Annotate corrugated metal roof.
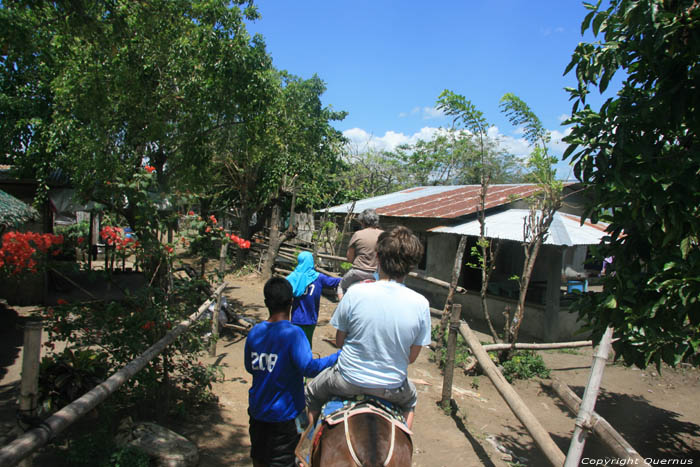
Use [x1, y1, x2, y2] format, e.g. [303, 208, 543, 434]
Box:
[0, 189, 39, 229]
[430, 209, 609, 246]
[324, 184, 543, 219]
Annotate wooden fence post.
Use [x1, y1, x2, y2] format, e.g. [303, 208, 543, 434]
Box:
[564, 326, 614, 466]
[440, 304, 462, 410]
[209, 242, 228, 357]
[209, 289, 223, 357]
[18, 320, 42, 467]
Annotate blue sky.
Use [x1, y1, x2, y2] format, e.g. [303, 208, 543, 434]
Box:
[247, 1, 614, 179]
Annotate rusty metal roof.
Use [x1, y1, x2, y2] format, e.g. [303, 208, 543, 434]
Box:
[325, 185, 544, 219]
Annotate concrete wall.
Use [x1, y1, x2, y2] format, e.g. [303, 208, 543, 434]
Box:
[406, 274, 588, 341]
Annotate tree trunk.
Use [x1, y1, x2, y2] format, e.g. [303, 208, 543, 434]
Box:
[261, 188, 298, 280]
[435, 235, 467, 352]
[507, 238, 543, 354]
[261, 198, 283, 281]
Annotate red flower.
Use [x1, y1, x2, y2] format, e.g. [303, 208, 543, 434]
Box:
[188, 211, 195, 216]
[165, 246, 174, 254]
[142, 321, 155, 331]
[205, 227, 212, 233]
[77, 237, 85, 244]
[144, 165, 156, 173]
[209, 215, 217, 224]
[57, 298, 68, 305]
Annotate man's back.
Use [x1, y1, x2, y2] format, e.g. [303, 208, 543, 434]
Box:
[349, 227, 383, 271]
[331, 281, 431, 388]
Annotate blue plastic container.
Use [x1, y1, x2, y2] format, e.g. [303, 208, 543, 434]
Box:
[567, 280, 588, 293]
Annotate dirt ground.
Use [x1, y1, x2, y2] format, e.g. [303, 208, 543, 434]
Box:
[175, 273, 700, 467]
[1, 272, 700, 466]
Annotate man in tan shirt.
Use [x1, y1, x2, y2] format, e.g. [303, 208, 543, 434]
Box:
[337, 209, 383, 299]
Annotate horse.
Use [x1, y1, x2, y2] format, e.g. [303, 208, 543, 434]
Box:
[301, 399, 413, 467]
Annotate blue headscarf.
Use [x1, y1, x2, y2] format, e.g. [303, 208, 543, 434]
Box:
[285, 251, 320, 297]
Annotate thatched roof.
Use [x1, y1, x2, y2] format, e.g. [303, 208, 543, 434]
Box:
[0, 189, 39, 230]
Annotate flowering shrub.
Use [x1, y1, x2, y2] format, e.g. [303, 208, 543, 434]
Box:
[0, 231, 63, 275]
[100, 226, 140, 270]
[41, 277, 221, 416]
[179, 212, 250, 261]
[55, 222, 90, 261]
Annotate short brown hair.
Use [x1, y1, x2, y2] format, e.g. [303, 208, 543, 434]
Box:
[376, 226, 424, 279]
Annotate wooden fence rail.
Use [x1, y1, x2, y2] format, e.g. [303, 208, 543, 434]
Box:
[0, 283, 227, 467]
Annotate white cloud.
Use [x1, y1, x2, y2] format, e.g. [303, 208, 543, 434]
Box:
[343, 125, 576, 179]
[343, 127, 443, 152]
[541, 26, 565, 36]
[558, 113, 570, 123]
[549, 127, 573, 155]
[398, 106, 444, 120]
[398, 106, 421, 118]
[421, 106, 445, 120]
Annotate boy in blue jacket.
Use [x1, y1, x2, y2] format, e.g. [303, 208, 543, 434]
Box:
[245, 277, 339, 467]
[286, 251, 342, 348]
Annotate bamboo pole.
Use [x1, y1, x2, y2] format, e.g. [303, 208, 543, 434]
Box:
[408, 272, 468, 295]
[550, 378, 648, 465]
[429, 308, 594, 351]
[17, 320, 42, 467]
[208, 289, 223, 357]
[440, 304, 462, 410]
[482, 341, 593, 352]
[209, 243, 228, 357]
[0, 283, 226, 467]
[49, 268, 98, 301]
[460, 320, 566, 466]
[564, 326, 614, 466]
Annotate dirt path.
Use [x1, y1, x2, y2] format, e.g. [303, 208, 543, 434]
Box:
[176, 273, 700, 466]
[1, 272, 699, 466]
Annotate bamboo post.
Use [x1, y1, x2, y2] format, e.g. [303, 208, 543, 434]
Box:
[208, 288, 223, 357]
[209, 242, 228, 356]
[550, 378, 648, 465]
[0, 284, 226, 467]
[460, 320, 566, 466]
[408, 272, 468, 295]
[17, 320, 42, 467]
[564, 326, 614, 466]
[440, 304, 462, 410]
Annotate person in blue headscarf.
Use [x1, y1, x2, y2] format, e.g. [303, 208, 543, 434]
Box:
[285, 251, 341, 348]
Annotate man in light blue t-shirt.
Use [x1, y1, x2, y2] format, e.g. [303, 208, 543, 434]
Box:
[305, 226, 430, 429]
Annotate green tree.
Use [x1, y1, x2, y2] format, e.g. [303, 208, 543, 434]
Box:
[435, 90, 503, 344]
[564, 0, 700, 368]
[500, 93, 563, 352]
[338, 145, 407, 199]
[0, 0, 267, 276]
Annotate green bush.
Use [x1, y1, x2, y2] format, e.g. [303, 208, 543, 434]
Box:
[431, 325, 474, 368]
[500, 350, 550, 383]
[55, 221, 90, 261]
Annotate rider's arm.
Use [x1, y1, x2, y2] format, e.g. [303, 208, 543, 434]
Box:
[335, 330, 347, 348]
[346, 246, 356, 263]
[290, 330, 340, 377]
[408, 345, 422, 364]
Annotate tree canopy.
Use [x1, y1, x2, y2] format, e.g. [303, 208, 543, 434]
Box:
[564, 0, 699, 368]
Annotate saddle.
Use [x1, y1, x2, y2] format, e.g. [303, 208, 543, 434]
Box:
[295, 396, 412, 467]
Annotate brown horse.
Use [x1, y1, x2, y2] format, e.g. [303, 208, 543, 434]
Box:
[308, 403, 413, 466]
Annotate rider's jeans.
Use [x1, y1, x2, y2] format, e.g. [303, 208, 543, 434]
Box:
[305, 364, 417, 414]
